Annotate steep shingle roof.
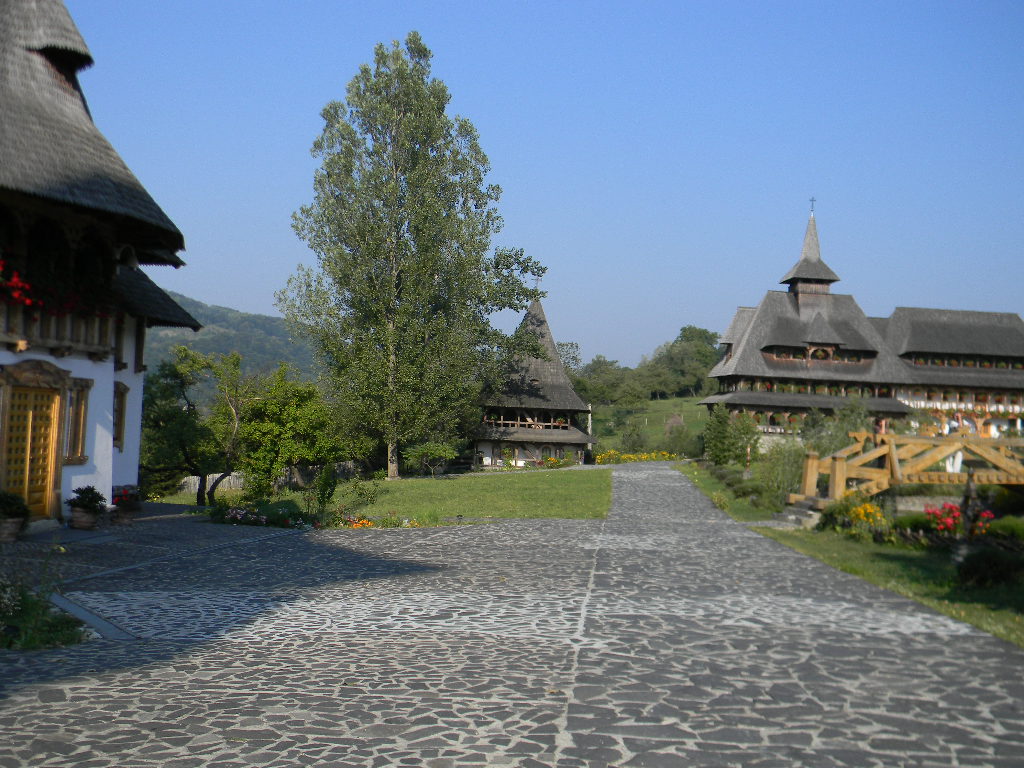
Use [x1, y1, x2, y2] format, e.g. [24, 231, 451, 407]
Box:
[0, 0, 184, 257]
[780, 214, 840, 285]
[112, 267, 200, 330]
[491, 299, 589, 411]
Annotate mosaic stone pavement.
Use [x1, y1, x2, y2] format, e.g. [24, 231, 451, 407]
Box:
[2, 464, 1023, 767]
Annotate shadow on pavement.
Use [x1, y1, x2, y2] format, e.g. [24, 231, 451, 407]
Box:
[0, 507, 441, 699]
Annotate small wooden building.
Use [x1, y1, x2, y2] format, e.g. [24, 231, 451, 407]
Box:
[475, 300, 594, 467]
[702, 213, 1024, 437]
[0, 1, 199, 519]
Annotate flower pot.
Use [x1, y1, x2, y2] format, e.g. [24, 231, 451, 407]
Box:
[112, 507, 135, 526]
[0, 517, 23, 542]
[70, 507, 98, 530]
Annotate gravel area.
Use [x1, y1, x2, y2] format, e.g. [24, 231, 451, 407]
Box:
[1, 464, 1022, 766]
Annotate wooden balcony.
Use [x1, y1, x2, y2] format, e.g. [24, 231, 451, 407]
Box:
[0, 303, 113, 359]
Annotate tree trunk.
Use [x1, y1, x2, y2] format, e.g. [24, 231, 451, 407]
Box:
[207, 471, 233, 505]
[195, 474, 208, 507]
[387, 442, 400, 480]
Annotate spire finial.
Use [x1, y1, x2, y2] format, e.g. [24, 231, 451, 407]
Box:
[809, 196, 816, 214]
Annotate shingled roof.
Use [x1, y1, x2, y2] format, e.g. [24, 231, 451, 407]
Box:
[490, 299, 589, 411]
[112, 267, 200, 330]
[0, 0, 184, 258]
[780, 214, 840, 286]
[709, 215, 1024, 400]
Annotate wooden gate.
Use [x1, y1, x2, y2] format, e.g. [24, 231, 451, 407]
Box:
[788, 431, 1024, 509]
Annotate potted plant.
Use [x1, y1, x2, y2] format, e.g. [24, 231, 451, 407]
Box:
[65, 486, 107, 530]
[111, 485, 141, 525]
[0, 491, 30, 542]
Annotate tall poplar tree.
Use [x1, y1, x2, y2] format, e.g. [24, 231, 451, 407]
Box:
[279, 32, 544, 478]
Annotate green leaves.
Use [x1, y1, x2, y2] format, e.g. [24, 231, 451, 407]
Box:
[280, 32, 544, 477]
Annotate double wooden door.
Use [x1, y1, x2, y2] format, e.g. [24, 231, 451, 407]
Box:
[4, 386, 60, 518]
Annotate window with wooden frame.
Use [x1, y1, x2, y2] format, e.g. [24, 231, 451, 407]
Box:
[133, 320, 147, 373]
[112, 382, 128, 452]
[64, 378, 92, 464]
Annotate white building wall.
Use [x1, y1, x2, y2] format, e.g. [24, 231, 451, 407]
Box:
[112, 316, 146, 487]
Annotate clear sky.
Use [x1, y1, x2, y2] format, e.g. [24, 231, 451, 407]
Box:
[65, 0, 1024, 367]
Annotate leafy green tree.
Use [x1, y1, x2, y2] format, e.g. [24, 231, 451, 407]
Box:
[574, 355, 644, 406]
[140, 356, 220, 505]
[556, 341, 582, 376]
[801, 400, 872, 457]
[642, 325, 721, 399]
[238, 365, 343, 499]
[403, 441, 458, 477]
[702, 404, 759, 465]
[280, 32, 544, 479]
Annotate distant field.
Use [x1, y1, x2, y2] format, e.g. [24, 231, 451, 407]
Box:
[592, 395, 709, 450]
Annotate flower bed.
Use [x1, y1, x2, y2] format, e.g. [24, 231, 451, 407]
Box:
[595, 450, 679, 464]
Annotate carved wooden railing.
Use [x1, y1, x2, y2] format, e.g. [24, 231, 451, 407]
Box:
[788, 431, 1024, 509]
[0, 303, 112, 359]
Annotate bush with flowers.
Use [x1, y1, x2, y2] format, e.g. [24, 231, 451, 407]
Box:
[817, 494, 892, 540]
[923, 502, 995, 539]
[596, 449, 679, 465]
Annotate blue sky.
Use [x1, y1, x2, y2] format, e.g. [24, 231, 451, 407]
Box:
[66, 0, 1024, 367]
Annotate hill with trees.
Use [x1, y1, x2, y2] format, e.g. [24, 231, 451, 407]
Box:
[145, 292, 316, 377]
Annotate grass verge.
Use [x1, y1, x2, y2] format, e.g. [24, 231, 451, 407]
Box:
[675, 461, 774, 522]
[757, 527, 1024, 649]
[356, 469, 612, 524]
[1, 586, 85, 650]
[166, 468, 613, 527]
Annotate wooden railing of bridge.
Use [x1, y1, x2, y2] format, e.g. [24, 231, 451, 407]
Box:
[787, 431, 1024, 509]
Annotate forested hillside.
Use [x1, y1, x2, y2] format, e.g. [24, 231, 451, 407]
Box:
[145, 292, 316, 377]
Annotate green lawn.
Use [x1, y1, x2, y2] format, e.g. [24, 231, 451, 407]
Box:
[592, 395, 709, 450]
[758, 528, 1024, 648]
[165, 468, 613, 527]
[357, 469, 612, 524]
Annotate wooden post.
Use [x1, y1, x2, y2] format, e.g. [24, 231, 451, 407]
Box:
[800, 451, 819, 497]
[828, 456, 848, 501]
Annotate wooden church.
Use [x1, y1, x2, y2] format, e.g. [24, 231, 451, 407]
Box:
[475, 300, 594, 467]
[702, 212, 1024, 437]
[0, 0, 198, 520]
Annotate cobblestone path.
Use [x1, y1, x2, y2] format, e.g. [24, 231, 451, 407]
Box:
[2, 464, 1023, 767]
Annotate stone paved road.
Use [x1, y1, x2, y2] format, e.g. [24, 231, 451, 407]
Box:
[2, 464, 1023, 767]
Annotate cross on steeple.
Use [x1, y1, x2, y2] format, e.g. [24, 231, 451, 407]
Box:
[809, 196, 816, 214]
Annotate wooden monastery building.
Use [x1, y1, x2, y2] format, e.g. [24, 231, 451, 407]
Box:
[701, 213, 1024, 437]
[475, 299, 595, 467]
[0, 0, 199, 520]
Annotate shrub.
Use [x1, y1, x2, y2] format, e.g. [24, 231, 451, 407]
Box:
[710, 491, 729, 511]
[403, 441, 458, 477]
[619, 420, 648, 453]
[989, 516, 1024, 542]
[957, 548, 1024, 588]
[818, 494, 889, 539]
[704, 404, 759, 465]
[732, 480, 767, 498]
[753, 438, 806, 507]
[923, 502, 995, 538]
[892, 513, 931, 532]
[302, 464, 338, 526]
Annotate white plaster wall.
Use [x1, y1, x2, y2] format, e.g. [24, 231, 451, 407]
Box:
[112, 316, 145, 487]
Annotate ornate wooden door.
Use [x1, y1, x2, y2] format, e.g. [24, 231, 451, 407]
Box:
[4, 386, 60, 518]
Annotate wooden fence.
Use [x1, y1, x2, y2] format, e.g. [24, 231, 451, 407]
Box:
[788, 430, 1024, 509]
